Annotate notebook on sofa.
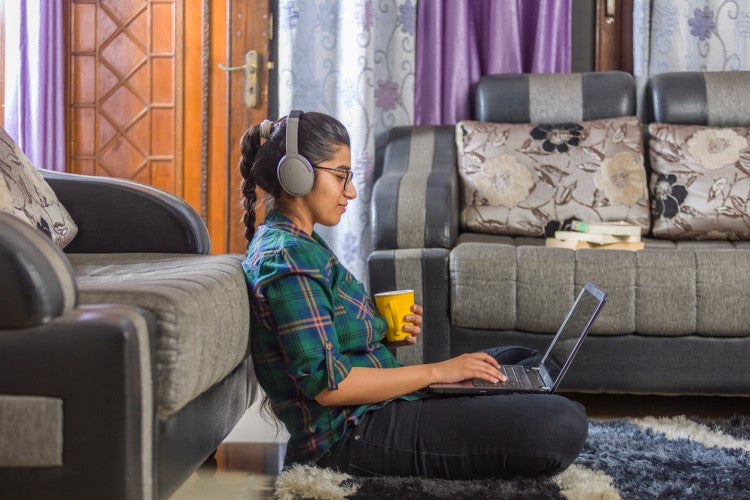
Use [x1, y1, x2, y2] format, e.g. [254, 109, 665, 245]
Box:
[428, 282, 606, 395]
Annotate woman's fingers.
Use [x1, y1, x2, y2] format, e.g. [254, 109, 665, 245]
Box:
[402, 324, 421, 336]
[479, 352, 501, 369]
[405, 314, 422, 326]
[464, 354, 505, 382]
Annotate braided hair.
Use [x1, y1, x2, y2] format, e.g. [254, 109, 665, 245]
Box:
[239, 112, 350, 245]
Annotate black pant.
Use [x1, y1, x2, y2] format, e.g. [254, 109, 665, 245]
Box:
[316, 346, 588, 479]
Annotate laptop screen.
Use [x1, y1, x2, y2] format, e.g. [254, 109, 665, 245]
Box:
[540, 283, 606, 386]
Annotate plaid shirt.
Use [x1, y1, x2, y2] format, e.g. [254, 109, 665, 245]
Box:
[243, 210, 422, 464]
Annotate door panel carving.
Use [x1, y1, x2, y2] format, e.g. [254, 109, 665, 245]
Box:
[68, 0, 182, 196]
[67, 0, 270, 254]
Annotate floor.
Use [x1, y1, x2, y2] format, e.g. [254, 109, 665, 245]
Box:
[170, 392, 750, 499]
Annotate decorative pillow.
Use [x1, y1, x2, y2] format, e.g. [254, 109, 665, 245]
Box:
[0, 128, 78, 248]
[455, 116, 650, 237]
[649, 123, 750, 240]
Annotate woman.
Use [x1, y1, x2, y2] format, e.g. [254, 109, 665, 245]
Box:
[240, 111, 588, 479]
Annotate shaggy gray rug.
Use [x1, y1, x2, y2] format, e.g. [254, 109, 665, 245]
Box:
[273, 415, 750, 499]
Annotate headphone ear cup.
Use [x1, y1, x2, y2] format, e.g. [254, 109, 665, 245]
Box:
[277, 154, 315, 196]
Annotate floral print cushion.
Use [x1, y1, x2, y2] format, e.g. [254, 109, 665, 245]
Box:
[0, 128, 78, 248]
[649, 123, 750, 240]
[455, 117, 650, 237]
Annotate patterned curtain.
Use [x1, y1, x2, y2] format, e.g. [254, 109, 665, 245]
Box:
[634, 0, 750, 119]
[278, 0, 417, 282]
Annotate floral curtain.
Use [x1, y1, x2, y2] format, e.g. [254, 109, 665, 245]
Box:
[277, 0, 417, 281]
[634, 0, 750, 119]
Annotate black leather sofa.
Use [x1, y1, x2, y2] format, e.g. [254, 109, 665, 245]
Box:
[0, 170, 256, 499]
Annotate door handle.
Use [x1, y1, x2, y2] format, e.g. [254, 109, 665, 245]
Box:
[605, 0, 616, 24]
[218, 50, 259, 107]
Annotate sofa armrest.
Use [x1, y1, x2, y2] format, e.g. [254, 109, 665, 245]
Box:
[368, 248, 450, 364]
[371, 126, 459, 251]
[0, 213, 77, 329]
[0, 304, 156, 500]
[42, 170, 210, 254]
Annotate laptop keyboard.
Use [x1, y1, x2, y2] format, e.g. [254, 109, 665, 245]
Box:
[472, 365, 535, 389]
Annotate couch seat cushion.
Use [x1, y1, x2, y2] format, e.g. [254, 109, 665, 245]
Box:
[451, 234, 750, 338]
[68, 253, 250, 416]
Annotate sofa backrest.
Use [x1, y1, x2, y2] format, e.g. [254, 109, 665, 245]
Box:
[474, 71, 636, 123]
[648, 71, 750, 240]
[650, 71, 750, 126]
[372, 71, 750, 251]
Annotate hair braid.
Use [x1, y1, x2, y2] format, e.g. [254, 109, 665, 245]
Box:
[239, 126, 261, 245]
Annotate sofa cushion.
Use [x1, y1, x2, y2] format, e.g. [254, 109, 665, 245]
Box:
[455, 117, 650, 237]
[68, 253, 250, 416]
[649, 122, 750, 240]
[450, 236, 750, 338]
[0, 128, 78, 248]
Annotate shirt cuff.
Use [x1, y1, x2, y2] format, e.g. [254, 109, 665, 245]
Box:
[299, 344, 352, 399]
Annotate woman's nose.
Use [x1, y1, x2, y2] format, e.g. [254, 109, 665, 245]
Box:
[345, 180, 357, 200]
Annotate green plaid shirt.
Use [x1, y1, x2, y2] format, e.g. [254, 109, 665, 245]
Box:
[243, 210, 422, 464]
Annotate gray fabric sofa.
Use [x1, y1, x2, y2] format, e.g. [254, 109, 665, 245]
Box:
[369, 71, 750, 396]
[0, 171, 255, 499]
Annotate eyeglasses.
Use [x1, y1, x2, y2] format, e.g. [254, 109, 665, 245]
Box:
[312, 166, 354, 191]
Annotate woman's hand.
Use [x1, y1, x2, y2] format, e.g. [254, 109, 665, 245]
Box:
[384, 304, 423, 347]
[428, 352, 507, 384]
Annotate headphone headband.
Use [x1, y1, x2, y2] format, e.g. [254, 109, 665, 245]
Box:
[277, 110, 314, 196]
[285, 110, 302, 157]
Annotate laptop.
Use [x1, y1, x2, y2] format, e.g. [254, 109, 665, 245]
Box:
[428, 282, 606, 395]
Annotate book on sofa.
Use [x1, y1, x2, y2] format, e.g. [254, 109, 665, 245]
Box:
[545, 237, 645, 251]
[554, 230, 640, 244]
[569, 220, 641, 237]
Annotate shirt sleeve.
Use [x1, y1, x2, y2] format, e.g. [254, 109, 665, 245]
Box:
[259, 247, 352, 400]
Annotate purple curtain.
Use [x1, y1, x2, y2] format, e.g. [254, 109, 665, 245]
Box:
[4, 0, 66, 171]
[415, 0, 571, 125]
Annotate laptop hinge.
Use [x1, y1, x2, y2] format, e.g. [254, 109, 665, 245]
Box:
[532, 366, 552, 391]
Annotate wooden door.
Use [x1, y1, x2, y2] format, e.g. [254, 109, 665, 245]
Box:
[595, 0, 633, 72]
[67, 0, 271, 254]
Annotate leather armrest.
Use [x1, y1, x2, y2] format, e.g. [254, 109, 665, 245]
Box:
[42, 170, 210, 254]
[371, 126, 459, 250]
[0, 305, 157, 499]
[368, 248, 450, 363]
[0, 213, 77, 329]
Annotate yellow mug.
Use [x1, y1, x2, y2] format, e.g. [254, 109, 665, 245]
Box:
[374, 289, 415, 342]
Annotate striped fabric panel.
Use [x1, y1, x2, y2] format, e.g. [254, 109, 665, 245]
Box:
[528, 73, 583, 123]
[396, 130, 436, 250]
[0, 395, 63, 467]
[704, 71, 750, 127]
[368, 249, 450, 365]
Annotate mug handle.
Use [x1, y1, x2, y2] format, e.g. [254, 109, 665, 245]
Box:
[390, 306, 401, 336]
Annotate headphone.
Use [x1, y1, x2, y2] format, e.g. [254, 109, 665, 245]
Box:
[277, 110, 315, 196]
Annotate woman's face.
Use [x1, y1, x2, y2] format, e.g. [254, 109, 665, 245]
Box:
[303, 145, 357, 227]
